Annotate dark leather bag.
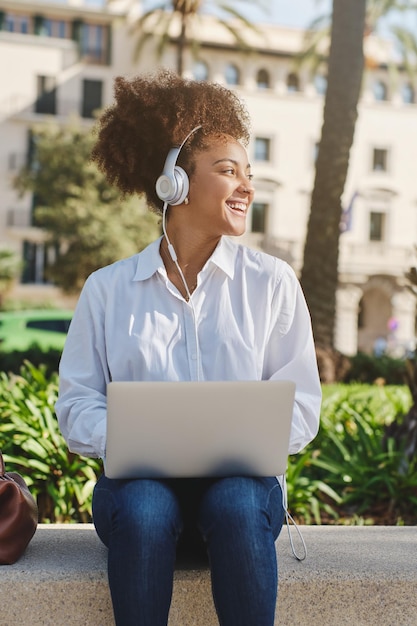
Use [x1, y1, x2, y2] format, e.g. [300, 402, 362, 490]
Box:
[0, 450, 38, 564]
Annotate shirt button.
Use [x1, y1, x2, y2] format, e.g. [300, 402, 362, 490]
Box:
[191, 353, 197, 360]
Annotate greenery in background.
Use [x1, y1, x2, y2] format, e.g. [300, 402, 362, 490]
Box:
[0, 347, 62, 377]
[287, 383, 416, 525]
[0, 362, 415, 525]
[0, 248, 23, 308]
[14, 119, 160, 294]
[343, 352, 407, 385]
[0, 362, 102, 522]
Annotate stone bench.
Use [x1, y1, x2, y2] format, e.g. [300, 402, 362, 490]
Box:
[0, 524, 415, 625]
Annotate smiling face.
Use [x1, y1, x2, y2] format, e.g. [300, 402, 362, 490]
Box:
[185, 135, 255, 239]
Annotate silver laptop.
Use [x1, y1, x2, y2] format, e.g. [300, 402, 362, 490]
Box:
[105, 380, 296, 479]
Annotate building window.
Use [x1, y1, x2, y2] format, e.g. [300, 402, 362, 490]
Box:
[402, 82, 415, 104]
[373, 80, 388, 101]
[80, 23, 108, 64]
[314, 74, 327, 95]
[369, 211, 385, 241]
[35, 76, 56, 115]
[254, 137, 271, 162]
[372, 148, 388, 172]
[4, 12, 30, 33]
[43, 18, 68, 38]
[193, 60, 209, 81]
[256, 69, 270, 90]
[225, 63, 240, 86]
[81, 79, 103, 118]
[8, 152, 26, 172]
[251, 203, 268, 233]
[287, 72, 300, 92]
[22, 241, 56, 284]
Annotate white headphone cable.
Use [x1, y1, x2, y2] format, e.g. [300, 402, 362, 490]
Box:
[162, 201, 202, 381]
[282, 473, 307, 561]
[162, 202, 192, 300]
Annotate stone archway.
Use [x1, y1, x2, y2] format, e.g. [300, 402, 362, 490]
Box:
[357, 276, 395, 354]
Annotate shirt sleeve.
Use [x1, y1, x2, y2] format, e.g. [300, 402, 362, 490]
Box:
[55, 274, 110, 459]
[264, 263, 322, 455]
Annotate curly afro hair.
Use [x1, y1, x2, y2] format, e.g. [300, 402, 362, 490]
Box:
[91, 69, 251, 213]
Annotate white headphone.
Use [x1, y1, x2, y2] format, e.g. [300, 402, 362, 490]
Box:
[155, 125, 202, 205]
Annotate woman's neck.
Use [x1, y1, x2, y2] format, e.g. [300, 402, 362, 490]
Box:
[160, 230, 220, 300]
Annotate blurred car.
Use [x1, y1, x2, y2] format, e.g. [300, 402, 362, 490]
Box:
[0, 310, 73, 352]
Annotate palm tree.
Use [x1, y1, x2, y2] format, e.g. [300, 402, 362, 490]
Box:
[300, 0, 367, 371]
[119, 0, 268, 75]
[298, 0, 417, 74]
[299, 0, 417, 379]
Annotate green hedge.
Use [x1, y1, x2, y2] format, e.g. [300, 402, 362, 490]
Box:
[287, 383, 416, 524]
[343, 352, 407, 385]
[0, 362, 102, 522]
[0, 346, 62, 376]
[0, 363, 415, 525]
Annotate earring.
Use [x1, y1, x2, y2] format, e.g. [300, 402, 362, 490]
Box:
[184, 197, 189, 205]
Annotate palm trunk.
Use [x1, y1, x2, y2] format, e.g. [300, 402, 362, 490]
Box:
[300, 0, 366, 350]
[176, 13, 187, 75]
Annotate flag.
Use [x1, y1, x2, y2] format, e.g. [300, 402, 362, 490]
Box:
[340, 191, 358, 233]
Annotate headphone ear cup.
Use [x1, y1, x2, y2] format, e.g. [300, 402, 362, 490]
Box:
[155, 141, 193, 205]
[155, 166, 189, 205]
[155, 172, 177, 203]
[170, 166, 189, 206]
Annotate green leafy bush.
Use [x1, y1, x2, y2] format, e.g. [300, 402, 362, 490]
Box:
[0, 361, 102, 522]
[0, 363, 415, 525]
[287, 383, 416, 525]
[0, 346, 61, 376]
[344, 352, 407, 385]
[286, 450, 341, 524]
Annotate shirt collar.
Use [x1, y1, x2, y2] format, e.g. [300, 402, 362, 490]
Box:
[132, 235, 236, 282]
[132, 236, 164, 282]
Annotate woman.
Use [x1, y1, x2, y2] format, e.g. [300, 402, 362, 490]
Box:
[56, 70, 321, 626]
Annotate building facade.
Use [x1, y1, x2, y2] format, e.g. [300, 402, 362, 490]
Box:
[0, 0, 416, 355]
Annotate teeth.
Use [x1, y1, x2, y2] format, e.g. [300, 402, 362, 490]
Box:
[227, 202, 246, 211]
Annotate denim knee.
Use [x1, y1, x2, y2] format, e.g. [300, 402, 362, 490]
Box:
[198, 476, 284, 541]
[92, 475, 183, 547]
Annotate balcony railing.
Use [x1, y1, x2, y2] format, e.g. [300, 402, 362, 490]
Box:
[339, 241, 414, 276]
[243, 233, 413, 278]
[2, 95, 98, 120]
[7, 208, 31, 228]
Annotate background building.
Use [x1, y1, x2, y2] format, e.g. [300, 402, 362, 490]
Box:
[0, 0, 416, 355]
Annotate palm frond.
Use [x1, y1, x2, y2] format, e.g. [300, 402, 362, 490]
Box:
[296, 26, 330, 71]
[217, 20, 253, 51]
[213, 4, 263, 37]
[215, 0, 266, 19]
[131, 10, 173, 62]
[129, 7, 167, 37]
[156, 29, 173, 59]
[390, 25, 417, 79]
[223, 0, 268, 9]
[306, 13, 331, 32]
[366, 0, 417, 30]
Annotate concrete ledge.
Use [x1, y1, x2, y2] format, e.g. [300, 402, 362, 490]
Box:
[0, 525, 416, 625]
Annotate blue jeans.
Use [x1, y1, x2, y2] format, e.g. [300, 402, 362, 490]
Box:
[92, 475, 285, 626]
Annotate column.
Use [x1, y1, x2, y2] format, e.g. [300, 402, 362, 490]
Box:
[334, 285, 363, 356]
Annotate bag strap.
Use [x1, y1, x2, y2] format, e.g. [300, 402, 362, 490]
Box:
[0, 450, 5, 476]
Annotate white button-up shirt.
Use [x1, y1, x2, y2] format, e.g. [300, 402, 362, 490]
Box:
[56, 236, 321, 461]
